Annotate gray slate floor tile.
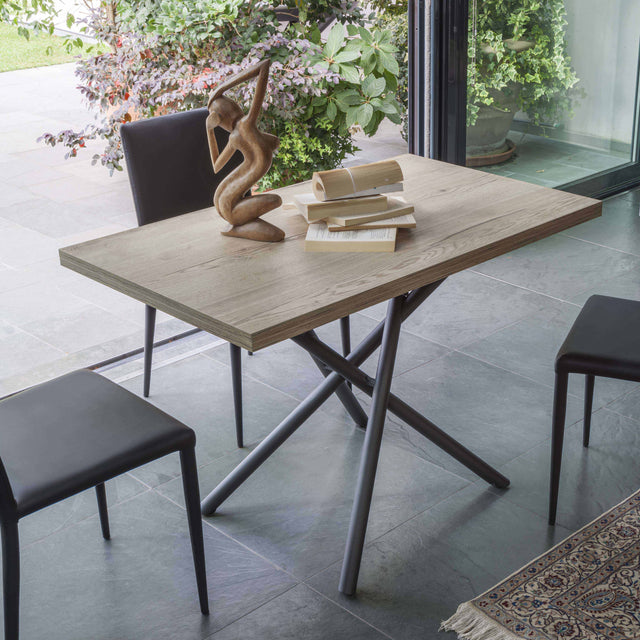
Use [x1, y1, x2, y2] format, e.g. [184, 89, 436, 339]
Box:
[562, 191, 640, 257]
[460, 299, 639, 409]
[383, 351, 583, 477]
[158, 412, 469, 580]
[122, 354, 304, 487]
[375, 271, 556, 349]
[17, 490, 295, 640]
[492, 409, 640, 530]
[308, 484, 571, 640]
[210, 584, 388, 639]
[472, 234, 640, 301]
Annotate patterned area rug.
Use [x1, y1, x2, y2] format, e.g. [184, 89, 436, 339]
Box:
[441, 490, 640, 640]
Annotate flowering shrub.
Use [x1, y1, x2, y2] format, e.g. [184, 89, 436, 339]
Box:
[40, 0, 403, 190]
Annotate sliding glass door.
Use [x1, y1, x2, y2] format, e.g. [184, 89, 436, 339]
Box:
[429, 0, 640, 198]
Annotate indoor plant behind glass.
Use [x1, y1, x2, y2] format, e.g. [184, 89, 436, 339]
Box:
[467, 0, 580, 165]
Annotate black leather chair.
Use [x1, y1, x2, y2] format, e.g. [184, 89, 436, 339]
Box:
[0, 370, 208, 639]
[121, 108, 247, 447]
[121, 108, 354, 445]
[549, 295, 640, 525]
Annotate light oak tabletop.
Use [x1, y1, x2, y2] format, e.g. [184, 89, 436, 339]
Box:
[60, 154, 602, 351]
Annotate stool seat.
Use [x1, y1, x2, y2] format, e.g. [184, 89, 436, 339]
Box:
[0, 370, 194, 517]
[556, 295, 640, 381]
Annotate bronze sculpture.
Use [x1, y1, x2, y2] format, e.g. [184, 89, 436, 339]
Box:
[206, 59, 285, 242]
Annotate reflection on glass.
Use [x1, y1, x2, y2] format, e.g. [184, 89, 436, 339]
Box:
[467, 0, 640, 188]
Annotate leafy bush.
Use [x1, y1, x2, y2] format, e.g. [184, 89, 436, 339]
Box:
[468, 0, 579, 127]
[40, 0, 403, 190]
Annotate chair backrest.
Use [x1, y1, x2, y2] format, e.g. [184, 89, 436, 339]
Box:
[121, 108, 242, 226]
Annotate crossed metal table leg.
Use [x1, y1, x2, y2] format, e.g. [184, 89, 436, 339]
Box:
[200, 278, 510, 595]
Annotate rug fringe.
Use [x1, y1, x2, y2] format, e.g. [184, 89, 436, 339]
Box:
[440, 602, 522, 640]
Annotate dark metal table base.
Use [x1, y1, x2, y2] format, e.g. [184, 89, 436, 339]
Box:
[200, 280, 510, 595]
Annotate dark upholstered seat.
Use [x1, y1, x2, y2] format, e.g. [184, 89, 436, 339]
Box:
[0, 370, 208, 639]
[549, 295, 640, 526]
[0, 370, 193, 517]
[556, 295, 640, 381]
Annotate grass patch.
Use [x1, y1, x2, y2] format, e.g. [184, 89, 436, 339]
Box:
[0, 22, 89, 73]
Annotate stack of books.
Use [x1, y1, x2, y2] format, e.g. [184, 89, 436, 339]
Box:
[297, 160, 415, 253]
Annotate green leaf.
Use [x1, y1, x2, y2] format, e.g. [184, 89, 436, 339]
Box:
[339, 64, 361, 84]
[379, 52, 399, 75]
[377, 99, 398, 115]
[324, 23, 345, 59]
[361, 48, 376, 75]
[345, 106, 360, 128]
[333, 50, 359, 64]
[335, 90, 362, 108]
[326, 101, 337, 121]
[362, 75, 385, 98]
[358, 103, 374, 127]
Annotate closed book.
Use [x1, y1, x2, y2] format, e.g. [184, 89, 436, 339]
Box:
[304, 222, 397, 253]
[327, 199, 414, 227]
[327, 213, 416, 232]
[293, 193, 388, 222]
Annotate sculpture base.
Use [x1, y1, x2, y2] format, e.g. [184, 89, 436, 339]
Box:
[221, 218, 285, 242]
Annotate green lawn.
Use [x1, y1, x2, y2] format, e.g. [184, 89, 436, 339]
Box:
[0, 22, 82, 72]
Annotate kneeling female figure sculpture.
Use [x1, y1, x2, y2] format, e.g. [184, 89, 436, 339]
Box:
[206, 59, 285, 242]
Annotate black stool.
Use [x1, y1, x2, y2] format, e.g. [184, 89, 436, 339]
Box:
[0, 370, 208, 639]
[549, 294, 640, 525]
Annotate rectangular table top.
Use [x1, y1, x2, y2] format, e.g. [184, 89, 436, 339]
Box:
[59, 154, 601, 351]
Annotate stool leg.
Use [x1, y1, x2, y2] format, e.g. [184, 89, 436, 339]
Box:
[180, 447, 209, 615]
[143, 305, 156, 398]
[230, 343, 243, 448]
[549, 372, 569, 526]
[583, 374, 595, 448]
[95, 483, 110, 540]
[2, 519, 19, 640]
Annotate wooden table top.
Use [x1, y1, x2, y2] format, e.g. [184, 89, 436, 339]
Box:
[60, 154, 601, 351]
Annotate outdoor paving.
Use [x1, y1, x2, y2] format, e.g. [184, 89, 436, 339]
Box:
[4, 61, 640, 639]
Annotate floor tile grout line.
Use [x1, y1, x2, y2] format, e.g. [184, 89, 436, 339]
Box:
[562, 233, 640, 259]
[199, 348, 358, 427]
[19, 486, 154, 552]
[152, 487, 303, 584]
[201, 584, 301, 640]
[303, 583, 396, 639]
[466, 269, 583, 306]
[111, 337, 227, 384]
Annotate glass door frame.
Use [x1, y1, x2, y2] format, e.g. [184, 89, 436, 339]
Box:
[420, 0, 640, 199]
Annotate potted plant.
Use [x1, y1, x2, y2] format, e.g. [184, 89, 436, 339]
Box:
[39, 0, 403, 190]
[467, 0, 580, 165]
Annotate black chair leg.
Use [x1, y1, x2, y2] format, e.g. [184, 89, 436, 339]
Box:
[95, 483, 110, 540]
[230, 343, 243, 448]
[143, 305, 157, 398]
[180, 447, 209, 615]
[583, 374, 595, 448]
[2, 519, 19, 640]
[549, 371, 569, 526]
